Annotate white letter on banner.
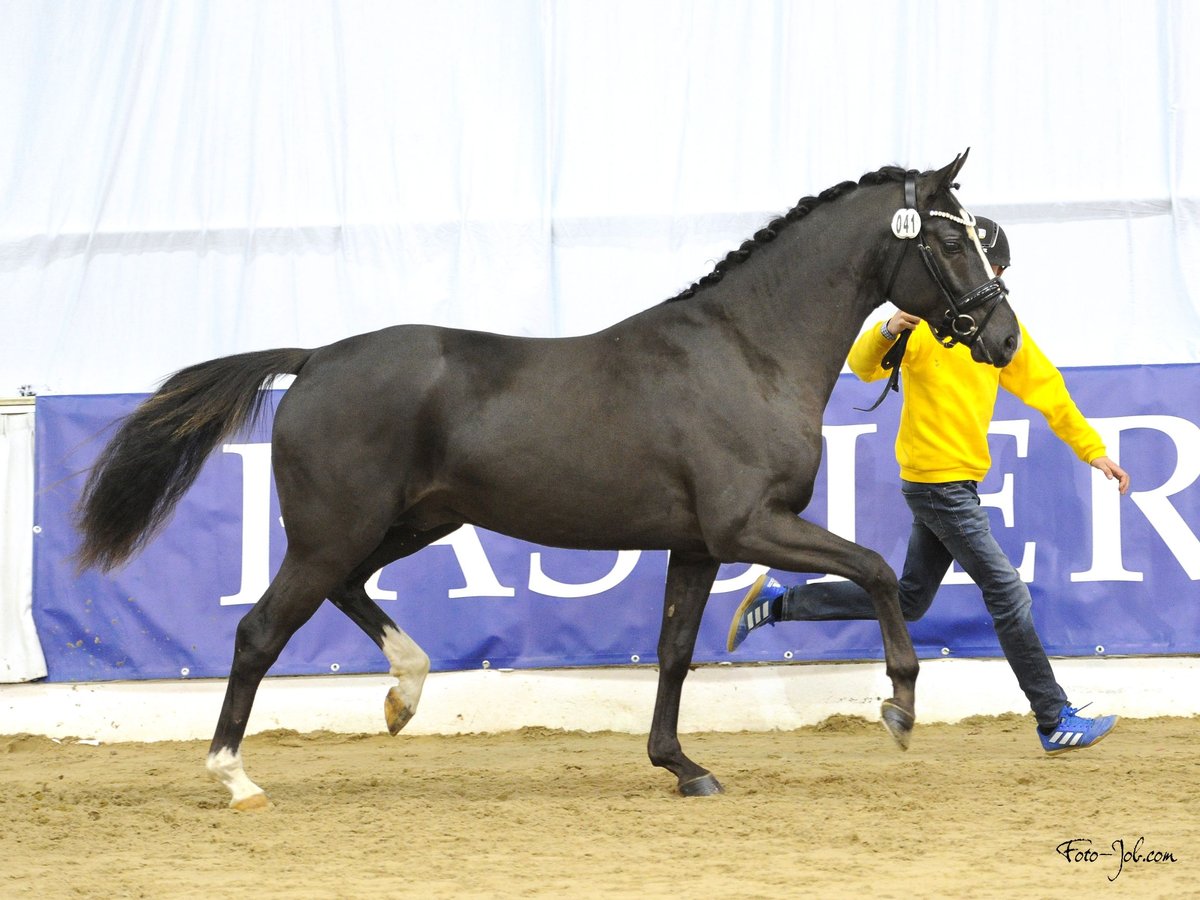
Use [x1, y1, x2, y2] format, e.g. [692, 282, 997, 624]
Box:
[529, 550, 641, 598]
[365, 570, 396, 601]
[943, 420, 1035, 584]
[712, 564, 770, 593]
[1073, 415, 1200, 582]
[220, 443, 273, 606]
[807, 423, 877, 584]
[430, 526, 515, 598]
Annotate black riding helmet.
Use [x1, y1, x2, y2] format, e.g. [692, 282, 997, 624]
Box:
[973, 216, 1010, 268]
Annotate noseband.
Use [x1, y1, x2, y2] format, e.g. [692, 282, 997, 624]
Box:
[886, 173, 1008, 349]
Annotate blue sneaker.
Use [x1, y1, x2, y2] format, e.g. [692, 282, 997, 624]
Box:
[1039, 703, 1119, 755]
[726, 574, 785, 652]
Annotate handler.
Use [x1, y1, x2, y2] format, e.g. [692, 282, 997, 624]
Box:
[728, 217, 1130, 755]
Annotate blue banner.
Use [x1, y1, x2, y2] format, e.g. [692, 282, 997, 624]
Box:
[33, 364, 1200, 682]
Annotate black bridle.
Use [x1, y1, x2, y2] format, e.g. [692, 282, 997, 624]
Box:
[859, 174, 1009, 412]
[918, 233, 1008, 350]
[887, 173, 1008, 348]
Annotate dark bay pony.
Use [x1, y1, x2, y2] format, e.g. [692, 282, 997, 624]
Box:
[76, 151, 1019, 809]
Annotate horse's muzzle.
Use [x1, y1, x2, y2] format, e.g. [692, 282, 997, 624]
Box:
[970, 325, 1020, 367]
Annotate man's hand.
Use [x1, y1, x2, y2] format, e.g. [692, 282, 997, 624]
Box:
[1091, 456, 1130, 494]
[887, 311, 922, 336]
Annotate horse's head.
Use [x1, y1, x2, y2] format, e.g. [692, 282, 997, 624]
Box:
[885, 150, 1020, 366]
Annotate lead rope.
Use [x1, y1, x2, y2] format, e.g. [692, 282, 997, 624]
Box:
[854, 328, 910, 412]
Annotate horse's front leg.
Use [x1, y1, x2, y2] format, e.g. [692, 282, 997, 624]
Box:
[731, 507, 919, 748]
[647, 550, 723, 796]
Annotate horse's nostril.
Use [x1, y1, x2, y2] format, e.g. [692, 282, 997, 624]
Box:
[1005, 335, 1018, 351]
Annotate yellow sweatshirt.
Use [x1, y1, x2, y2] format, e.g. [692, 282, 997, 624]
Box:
[849, 320, 1107, 483]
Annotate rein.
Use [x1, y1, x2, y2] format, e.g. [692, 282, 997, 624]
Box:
[856, 174, 1008, 412]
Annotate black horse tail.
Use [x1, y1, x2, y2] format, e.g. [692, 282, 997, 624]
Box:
[75, 347, 313, 572]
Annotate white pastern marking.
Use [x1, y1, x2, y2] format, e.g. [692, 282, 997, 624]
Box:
[381, 625, 430, 713]
[206, 748, 265, 805]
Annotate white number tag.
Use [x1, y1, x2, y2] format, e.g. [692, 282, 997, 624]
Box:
[891, 208, 921, 239]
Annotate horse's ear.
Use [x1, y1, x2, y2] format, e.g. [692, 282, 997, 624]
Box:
[933, 148, 970, 190]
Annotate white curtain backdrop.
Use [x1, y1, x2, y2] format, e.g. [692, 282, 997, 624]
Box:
[2, 0, 1198, 680]
[0, 411, 45, 682]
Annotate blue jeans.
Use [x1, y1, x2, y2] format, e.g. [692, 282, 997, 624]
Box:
[780, 480, 1067, 729]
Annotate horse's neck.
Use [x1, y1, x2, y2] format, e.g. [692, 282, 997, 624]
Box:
[707, 237, 883, 396]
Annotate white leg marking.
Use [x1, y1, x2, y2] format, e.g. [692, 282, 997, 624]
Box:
[382, 625, 430, 713]
[206, 748, 266, 806]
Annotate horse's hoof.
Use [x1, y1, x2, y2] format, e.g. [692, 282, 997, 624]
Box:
[881, 699, 915, 751]
[385, 686, 415, 736]
[230, 792, 272, 812]
[678, 773, 724, 797]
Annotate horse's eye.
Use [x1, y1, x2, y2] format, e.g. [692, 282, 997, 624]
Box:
[943, 240, 962, 253]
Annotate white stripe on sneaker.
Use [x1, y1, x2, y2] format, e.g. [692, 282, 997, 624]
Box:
[1049, 730, 1084, 747]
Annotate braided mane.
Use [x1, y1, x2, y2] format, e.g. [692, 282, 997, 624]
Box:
[665, 165, 916, 303]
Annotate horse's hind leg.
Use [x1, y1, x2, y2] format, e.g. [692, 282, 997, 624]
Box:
[330, 583, 428, 735]
[647, 550, 723, 796]
[205, 552, 340, 811]
[328, 525, 460, 736]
